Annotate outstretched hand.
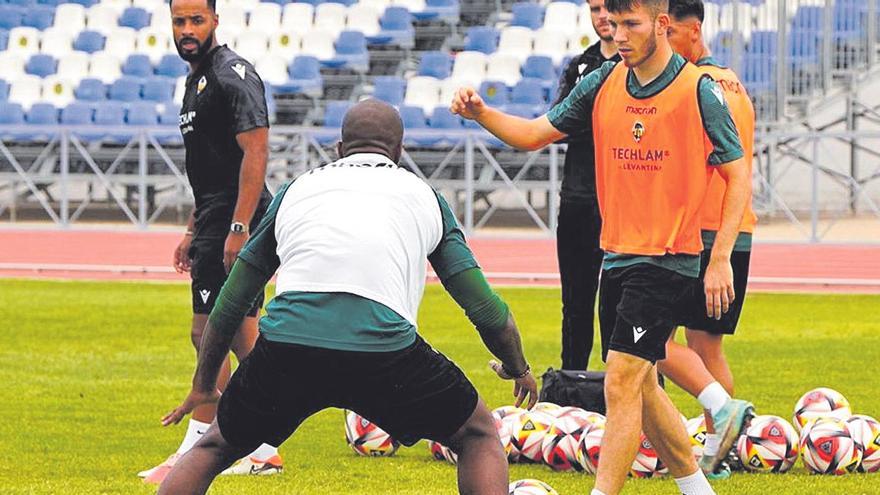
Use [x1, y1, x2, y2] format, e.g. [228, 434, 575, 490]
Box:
[450, 87, 487, 121]
[489, 360, 538, 410]
[161, 389, 221, 427]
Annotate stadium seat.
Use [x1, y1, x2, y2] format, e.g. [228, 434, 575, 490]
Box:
[485, 53, 522, 87]
[56, 51, 91, 85]
[478, 80, 509, 107]
[332, 30, 369, 71]
[510, 77, 545, 114]
[399, 104, 427, 130]
[104, 27, 138, 62]
[141, 76, 174, 102]
[346, 3, 381, 36]
[438, 77, 463, 110]
[543, 1, 579, 36]
[91, 101, 130, 142]
[75, 77, 106, 101]
[464, 26, 498, 54]
[314, 100, 353, 144]
[505, 102, 539, 119]
[568, 32, 592, 53]
[86, 4, 120, 34]
[0, 6, 24, 30]
[23, 6, 55, 30]
[122, 54, 153, 78]
[149, 3, 171, 29]
[403, 75, 441, 114]
[109, 76, 142, 102]
[255, 55, 289, 86]
[22, 102, 59, 142]
[748, 30, 777, 56]
[420, 0, 459, 21]
[0, 80, 9, 101]
[372, 76, 405, 106]
[69, 0, 99, 6]
[278, 55, 322, 97]
[301, 29, 335, 61]
[314, 2, 348, 37]
[0, 52, 27, 83]
[88, 52, 123, 83]
[7, 27, 41, 58]
[281, 2, 314, 32]
[393, 0, 426, 15]
[235, 30, 269, 64]
[360, 0, 391, 12]
[533, 28, 568, 65]
[136, 28, 172, 64]
[497, 26, 534, 64]
[227, 0, 260, 12]
[428, 106, 462, 130]
[40, 76, 73, 108]
[216, 4, 247, 32]
[576, 4, 598, 43]
[0, 103, 26, 126]
[155, 54, 188, 78]
[450, 50, 488, 87]
[215, 23, 242, 46]
[268, 30, 301, 60]
[377, 6, 414, 47]
[127, 101, 159, 125]
[719, 1, 752, 42]
[0, 29, 8, 52]
[74, 30, 106, 53]
[511, 2, 543, 30]
[53, 3, 87, 36]
[26, 54, 57, 78]
[521, 55, 556, 87]
[173, 76, 185, 105]
[133, 0, 164, 10]
[158, 102, 180, 126]
[418, 51, 452, 79]
[40, 28, 74, 59]
[742, 54, 773, 95]
[8, 75, 43, 110]
[102, 0, 134, 14]
[249, 2, 282, 30]
[60, 101, 93, 126]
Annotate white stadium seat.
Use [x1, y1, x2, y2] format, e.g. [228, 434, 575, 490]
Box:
[390, 0, 426, 13]
[56, 51, 91, 85]
[346, 4, 381, 37]
[234, 30, 269, 65]
[450, 50, 488, 87]
[248, 3, 282, 30]
[215, 4, 247, 32]
[137, 28, 173, 64]
[9, 75, 44, 111]
[577, 5, 599, 45]
[7, 27, 41, 58]
[300, 29, 335, 61]
[41, 28, 74, 59]
[497, 26, 534, 64]
[41, 76, 76, 108]
[215, 23, 244, 47]
[403, 75, 441, 115]
[720, 2, 753, 42]
[149, 4, 171, 29]
[439, 77, 465, 109]
[282, 2, 314, 32]
[314, 3, 348, 38]
[533, 28, 568, 65]
[53, 3, 87, 36]
[543, 1, 580, 36]
[133, 0, 163, 10]
[103, 27, 138, 63]
[101, 0, 133, 15]
[86, 4, 121, 35]
[702, 2, 720, 43]
[89, 51, 123, 83]
[173, 76, 186, 105]
[485, 53, 522, 87]
[268, 30, 301, 60]
[0, 52, 27, 83]
[360, 0, 391, 15]
[222, 0, 258, 12]
[568, 32, 593, 54]
[255, 54, 289, 86]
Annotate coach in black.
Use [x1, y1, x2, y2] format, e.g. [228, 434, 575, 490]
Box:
[139, 0, 279, 483]
[555, 0, 620, 371]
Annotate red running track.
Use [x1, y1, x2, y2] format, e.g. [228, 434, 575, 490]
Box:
[0, 230, 878, 293]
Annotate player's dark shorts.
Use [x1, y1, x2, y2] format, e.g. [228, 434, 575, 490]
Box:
[189, 238, 263, 316]
[684, 249, 751, 335]
[599, 264, 697, 364]
[216, 334, 480, 451]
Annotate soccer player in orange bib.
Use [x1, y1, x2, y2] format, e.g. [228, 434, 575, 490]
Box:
[451, 0, 753, 493]
[657, 0, 759, 479]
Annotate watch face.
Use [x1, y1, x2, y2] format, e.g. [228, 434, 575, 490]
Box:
[231, 223, 246, 233]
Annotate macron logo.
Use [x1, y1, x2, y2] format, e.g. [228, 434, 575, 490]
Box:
[231, 63, 246, 80]
[633, 326, 647, 343]
[199, 289, 211, 303]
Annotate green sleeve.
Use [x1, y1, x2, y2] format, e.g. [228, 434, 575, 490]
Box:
[697, 76, 744, 166]
[237, 181, 294, 276]
[207, 259, 272, 336]
[427, 190, 480, 281]
[442, 268, 510, 334]
[546, 60, 617, 136]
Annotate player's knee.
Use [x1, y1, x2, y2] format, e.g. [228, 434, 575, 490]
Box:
[604, 369, 641, 406]
[448, 405, 498, 453]
[190, 329, 204, 350]
[686, 331, 722, 357]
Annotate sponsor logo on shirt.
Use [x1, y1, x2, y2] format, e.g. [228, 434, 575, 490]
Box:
[632, 121, 645, 143]
[626, 106, 657, 115]
[179, 111, 196, 135]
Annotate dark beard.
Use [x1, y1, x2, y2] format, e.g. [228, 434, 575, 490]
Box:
[176, 32, 215, 63]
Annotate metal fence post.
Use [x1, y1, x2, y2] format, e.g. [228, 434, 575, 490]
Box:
[775, 0, 787, 122]
[810, 135, 819, 242]
[731, 0, 743, 77]
[60, 129, 69, 227]
[464, 135, 474, 234]
[869, 0, 877, 67]
[823, 0, 833, 92]
[138, 130, 148, 228]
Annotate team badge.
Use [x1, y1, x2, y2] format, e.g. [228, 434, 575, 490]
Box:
[710, 84, 726, 105]
[632, 121, 645, 143]
[231, 63, 246, 80]
[197, 75, 207, 94]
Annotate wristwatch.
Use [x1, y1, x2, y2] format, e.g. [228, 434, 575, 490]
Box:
[230, 222, 248, 234]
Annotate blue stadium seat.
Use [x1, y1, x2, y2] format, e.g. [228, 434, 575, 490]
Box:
[155, 102, 184, 144]
[833, 1, 866, 42]
[73, 30, 105, 53]
[296, 0, 323, 6]
[788, 30, 820, 67]
[156, 54, 189, 78]
[418, 51, 452, 79]
[37, 0, 64, 5]
[90, 102, 131, 142]
[377, 7, 414, 48]
[142, 77, 174, 102]
[26, 54, 57, 78]
[372, 76, 405, 106]
[418, 0, 460, 21]
[742, 54, 773, 95]
[0, 6, 24, 30]
[60, 102, 93, 125]
[478, 80, 509, 107]
[510, 77, 545, 113]
[0, 28, 8, 51]
[69, 0, 99, 6]
[400, 105, 438, 146]
[26, 102, 57, 124]
[0, 102, 25, 124]
[511, 2, 543, 30]
[277, 55, 322, 97]
[75, 78, 107, 101]
[791, 6, 823, 33]
[122, 54, 154, 78]
[0, 80, 9, 101]
[159, 103, 181, 126]
[9, 0, 38, 6]
[464, 26, 498, 54]
[119, 7, 151, 30]
[23, 6, 54, 30]
[262, 0, 293, 4]
[109, 77, 142, 102]
[505, 103, 539, 119]
[428, 106, 462, 129]
[127, 101, 158, 126]
[314, 100, 353, 144]
[332, 30, 369, 71]
[748, 31, 778, 56]
[521, 55, 556, 86]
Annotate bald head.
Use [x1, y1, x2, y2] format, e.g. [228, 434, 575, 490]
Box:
[338, 99, 404, 162]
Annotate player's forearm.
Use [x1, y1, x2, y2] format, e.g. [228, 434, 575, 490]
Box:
[711, 162, 749, 262]
[476, 109, 560, 151]
[479, 315, 529, 376]
[185, 209, 195, 231]
[231, 147, 268, 226]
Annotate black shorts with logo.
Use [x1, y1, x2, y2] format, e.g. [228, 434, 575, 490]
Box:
[598, 264, 697, 364]
[216, 335, 480, 451]
[685, 249, 751, 335]
[189, 237, 263, 316]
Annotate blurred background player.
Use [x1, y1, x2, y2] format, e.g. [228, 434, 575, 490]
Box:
[451, 0, 753, 491]
[156, 99, 538, 495]
[657, 0, 758, 478]
[554, 0, 621, 371]
[139, 0, 279, 483]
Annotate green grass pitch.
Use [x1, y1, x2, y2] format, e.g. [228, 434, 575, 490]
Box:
[1, 279, 879, 494]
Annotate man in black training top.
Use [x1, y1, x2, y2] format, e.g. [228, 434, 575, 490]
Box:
[139, 0, 279, 483]
[555, 0, 620, 370]
[157, 99, 539, 495]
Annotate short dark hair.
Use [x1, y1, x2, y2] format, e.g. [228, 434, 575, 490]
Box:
[668, 0, 704, 22]
[605, 0, 668, 15]
[170, 0, 217, 12]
